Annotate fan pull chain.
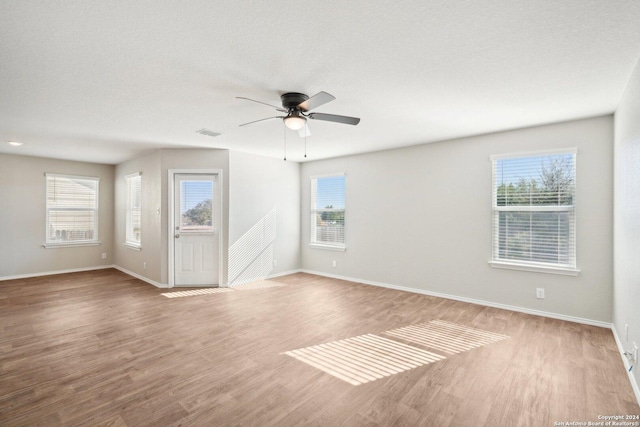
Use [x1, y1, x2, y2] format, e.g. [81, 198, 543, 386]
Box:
[304, 130, 307, 158]
[283, 122, 287, 161]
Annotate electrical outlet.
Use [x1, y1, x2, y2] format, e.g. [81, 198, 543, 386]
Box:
[536, 288, 545, 299]
[101, 253, 107, 260]
[273, 259, 278, 267]
[143, 262, 147, 270]
[332, 260, 337, 268]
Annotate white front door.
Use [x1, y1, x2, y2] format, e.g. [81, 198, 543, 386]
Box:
[173, 173, 219, 286]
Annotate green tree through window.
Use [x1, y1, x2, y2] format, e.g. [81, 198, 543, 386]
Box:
[183, 199, 212, 227]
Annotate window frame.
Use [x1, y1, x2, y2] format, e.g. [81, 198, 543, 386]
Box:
[489, 148, 579, 276]
[310, 173, 346, 251]
[125, 172, 142, 249]
[45, 173, 100, 248]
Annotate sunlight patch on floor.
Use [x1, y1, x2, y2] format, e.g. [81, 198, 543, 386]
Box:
[282, 334, 445, 386]
[383, 319, 509, 354]
[161, 280, 285, 298]
[161, 288, 234, 298]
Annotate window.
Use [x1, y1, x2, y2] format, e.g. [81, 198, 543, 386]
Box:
[45, 174, 99, 247]
[491, 150, 577, 274]
[125, 172, 142, 248]
[180, 178, 214, 232]
[311, 174, 345, 249]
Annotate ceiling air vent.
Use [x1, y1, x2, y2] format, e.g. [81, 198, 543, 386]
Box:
[196, 128, 221, 138]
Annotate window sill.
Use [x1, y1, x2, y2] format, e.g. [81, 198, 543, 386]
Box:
[310, 243, 347, 252]
[489, 260, 579, 276]
[43, 241, 101, 249]
[124, 243, 142, 251]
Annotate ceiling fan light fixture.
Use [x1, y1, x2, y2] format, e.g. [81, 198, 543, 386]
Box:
[284, 115, 306, 130]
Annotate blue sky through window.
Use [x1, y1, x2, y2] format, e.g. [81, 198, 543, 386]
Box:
[181, 180, 213, 211]
[316, 175, 345, 209]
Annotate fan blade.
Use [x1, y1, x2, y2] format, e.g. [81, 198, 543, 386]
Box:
[239, 116, 283, 127]
[236, 97, 287, 112]
[308, 112, 360, 125]
[298, 91, 335, 111]
[298, 123, 311, 137]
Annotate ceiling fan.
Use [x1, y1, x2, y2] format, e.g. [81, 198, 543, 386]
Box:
[236, 91, 360, 137]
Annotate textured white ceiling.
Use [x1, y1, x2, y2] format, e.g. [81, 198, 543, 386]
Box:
[1, 0, 640, 164]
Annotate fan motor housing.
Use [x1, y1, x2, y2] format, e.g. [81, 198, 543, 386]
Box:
[281, 92, 309, 110]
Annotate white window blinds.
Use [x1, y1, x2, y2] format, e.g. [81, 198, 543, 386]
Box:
[491, 150, 576, 270]
[46, 174, 99, 246]
[125, 173, 142, 247]
[180, 179, 214, 232]
[311, 174, 345, 248]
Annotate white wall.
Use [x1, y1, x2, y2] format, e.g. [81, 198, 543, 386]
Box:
[113, 148, 230, 286]
[228, 151, 300, 285]
[0, 153, 114, 278]
[301, 116, 614, 323]
[114, 150, 162, 283]
[114, 149, 300, 287]
[614, 57, 640, 393]
[115, 149, 229, 286]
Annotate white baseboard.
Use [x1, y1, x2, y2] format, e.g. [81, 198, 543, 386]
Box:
[3, 266, 612, 330]
[0, 265, 114, 282]
[611, 324, 640, 405]
[300, 269, 612, 329]
[0, 265, 169, 289]
[112, 265, 167, 288]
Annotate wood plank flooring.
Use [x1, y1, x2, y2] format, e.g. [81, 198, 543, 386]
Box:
[1, 269, 638, 426]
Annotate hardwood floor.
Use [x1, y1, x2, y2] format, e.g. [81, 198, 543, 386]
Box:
[1, 269, 638, 426]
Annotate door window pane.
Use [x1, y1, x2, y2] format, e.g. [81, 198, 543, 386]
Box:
[180, 180, 214, 232]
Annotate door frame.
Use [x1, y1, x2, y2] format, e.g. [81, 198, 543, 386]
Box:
[168, 169, 224, 288]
